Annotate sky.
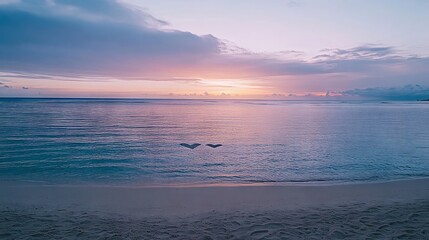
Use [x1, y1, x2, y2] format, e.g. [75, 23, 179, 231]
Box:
[0, 0, 428, 99]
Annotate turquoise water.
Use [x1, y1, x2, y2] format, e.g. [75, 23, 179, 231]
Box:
[0, 98, 428, 185]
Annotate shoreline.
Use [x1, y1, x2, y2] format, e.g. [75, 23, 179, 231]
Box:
[1, 178, 429, 239]
[1, 178, 428, 218]
[4, 175, 429, 188]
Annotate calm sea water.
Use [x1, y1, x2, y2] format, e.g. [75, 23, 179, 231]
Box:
[0, 98, 428, 186]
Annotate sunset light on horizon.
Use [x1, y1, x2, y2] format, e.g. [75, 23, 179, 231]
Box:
[1, 0, 429, 100]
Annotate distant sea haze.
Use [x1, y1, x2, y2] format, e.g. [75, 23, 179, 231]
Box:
[0, 98, 428, 186]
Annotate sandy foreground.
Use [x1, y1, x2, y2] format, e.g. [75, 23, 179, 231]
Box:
[1, 179, 429, 239]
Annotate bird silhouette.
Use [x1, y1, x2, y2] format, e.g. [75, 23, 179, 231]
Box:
[180, 143, 201, 149]
[206, 144, 222, 148]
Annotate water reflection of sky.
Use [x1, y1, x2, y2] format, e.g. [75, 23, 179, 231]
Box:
[0, 99, 428, 186]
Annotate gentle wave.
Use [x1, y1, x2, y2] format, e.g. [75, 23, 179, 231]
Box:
[1, 98, 429, 185]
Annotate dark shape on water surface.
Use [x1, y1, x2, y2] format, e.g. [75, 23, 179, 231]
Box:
[206, 144, 223, 148]
[180, 143, 201, 149]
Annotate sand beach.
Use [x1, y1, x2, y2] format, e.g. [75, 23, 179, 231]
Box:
[1, 179, 428, 239]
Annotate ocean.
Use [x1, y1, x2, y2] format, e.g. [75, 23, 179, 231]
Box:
[0, 98, 428, 186]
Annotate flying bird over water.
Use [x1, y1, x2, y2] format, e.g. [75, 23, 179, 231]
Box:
[180, 143, 201, 149]
[206, 144, 223, 148]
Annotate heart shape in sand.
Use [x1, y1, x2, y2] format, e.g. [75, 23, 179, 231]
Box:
[206, 144, 222, 148]
[180, 143, 201, 149]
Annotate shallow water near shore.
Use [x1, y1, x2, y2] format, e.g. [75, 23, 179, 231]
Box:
[1, 98, 429, 186]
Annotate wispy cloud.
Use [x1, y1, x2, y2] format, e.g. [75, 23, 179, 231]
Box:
[314, 45, 398, 61]
[0, 81, 11, 88]
[342, 85, 429, 100]
[287, 0, 301, 8]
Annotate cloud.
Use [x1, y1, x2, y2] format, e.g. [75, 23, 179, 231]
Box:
[265, 45, 429, 94]
[0, 0, 19, 5]
[0, 0, 391, 80]
[0, 0, 220, 77]
[342, 85, 429, 100]
[1, 0, 429, 99]
[314, 45, 397, 61]
[0, 0, 168, 26]
[0, 79, 11, 88]
[287, 0, 301, 8]
[310, 45, 418, 75]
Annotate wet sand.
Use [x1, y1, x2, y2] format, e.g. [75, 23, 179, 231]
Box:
[1, 179, 429, 239]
